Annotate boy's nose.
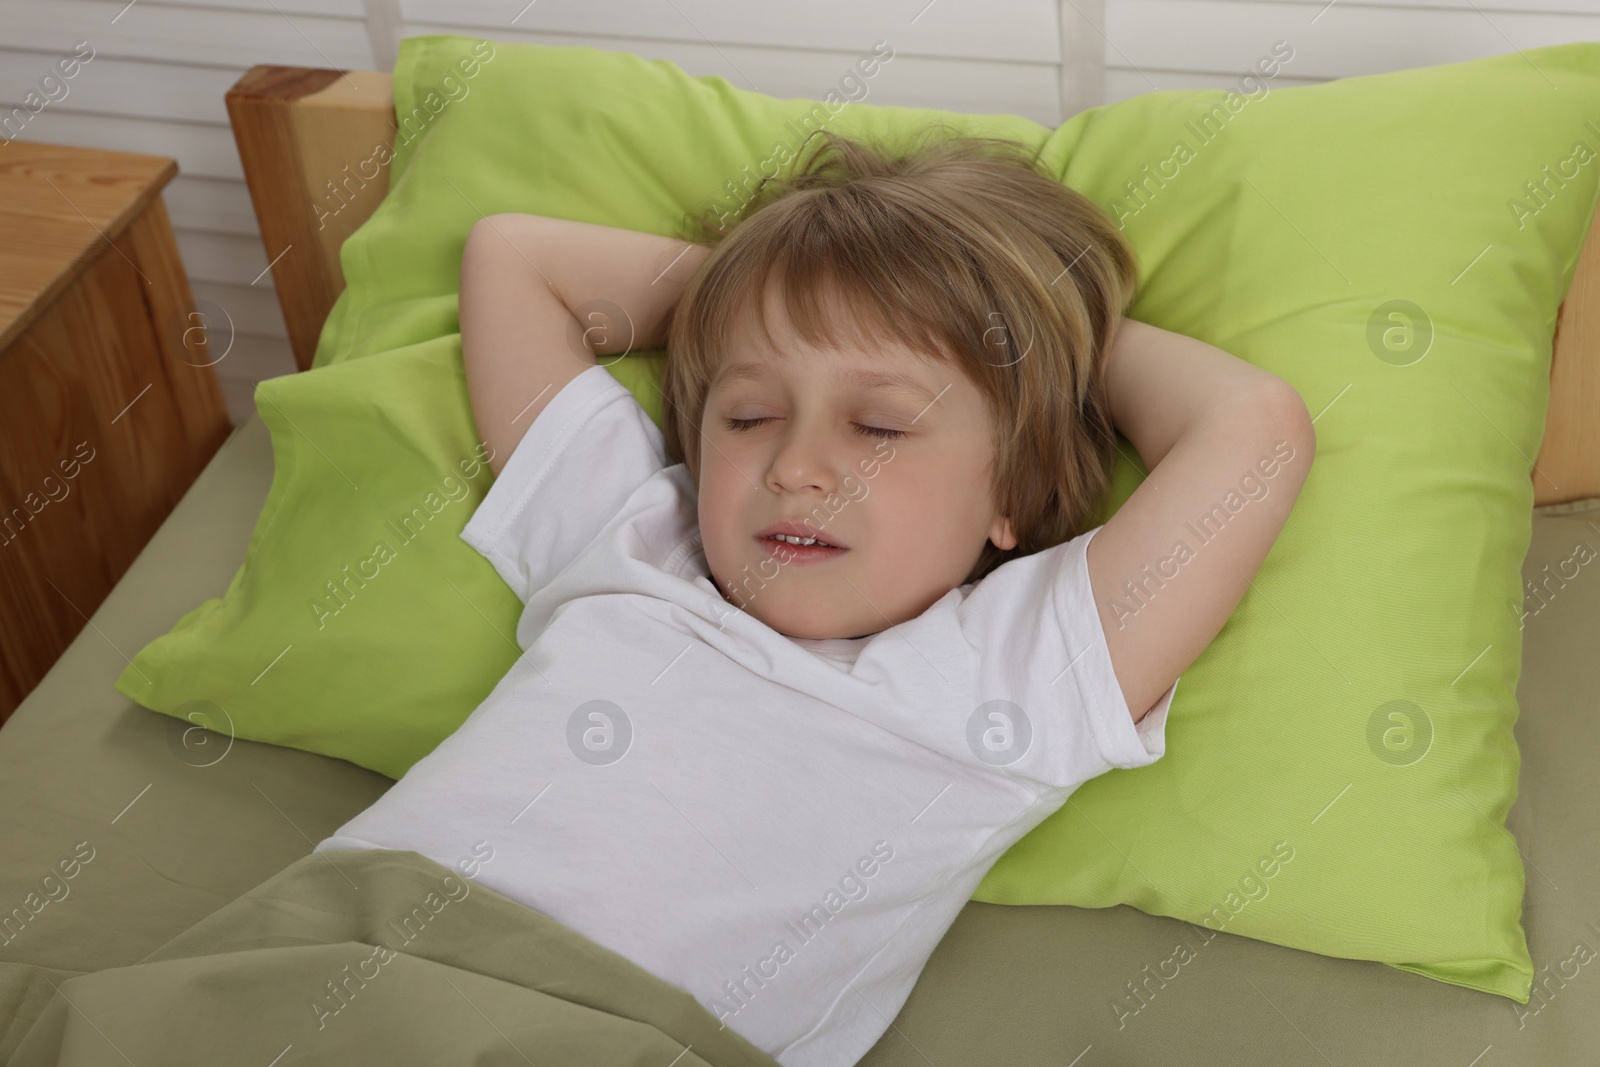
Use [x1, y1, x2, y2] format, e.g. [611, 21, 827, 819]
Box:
[765, 426, 839, 497]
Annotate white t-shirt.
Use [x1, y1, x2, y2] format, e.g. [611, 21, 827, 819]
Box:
[315, 363, 1177, 1067]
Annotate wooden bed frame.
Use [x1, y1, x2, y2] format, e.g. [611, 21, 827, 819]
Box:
[224, 64, 1600, 507]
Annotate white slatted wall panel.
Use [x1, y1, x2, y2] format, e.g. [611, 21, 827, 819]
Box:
[2, 0, 1596, 423]
[1103, 0, 1600, 101]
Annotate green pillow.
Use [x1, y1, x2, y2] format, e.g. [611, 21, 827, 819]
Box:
[117, 34, 1600, 1005]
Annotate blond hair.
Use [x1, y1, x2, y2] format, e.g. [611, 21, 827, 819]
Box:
[661, 122, 1139, 585]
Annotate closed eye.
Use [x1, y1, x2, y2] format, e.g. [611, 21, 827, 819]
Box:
[853, 424, 907, 440]
[724, 417, 772, 432]
[723, 417, 906, 441]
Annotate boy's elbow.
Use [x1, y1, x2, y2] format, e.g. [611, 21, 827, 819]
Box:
[1257, 380, 1316, 479]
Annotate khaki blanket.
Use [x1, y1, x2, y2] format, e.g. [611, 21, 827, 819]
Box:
[5, 849, 781, 1067]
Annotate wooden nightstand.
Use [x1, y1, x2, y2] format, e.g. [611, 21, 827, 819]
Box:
[0, 140, 230, 724]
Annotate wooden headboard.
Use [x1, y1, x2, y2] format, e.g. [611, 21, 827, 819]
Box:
[225, 64, 1600, 507]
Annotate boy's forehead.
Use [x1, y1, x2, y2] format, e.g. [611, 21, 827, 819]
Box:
[728, 275, 923, 369]
[711, 355, 944, 405]
[711, 284, 961, 403]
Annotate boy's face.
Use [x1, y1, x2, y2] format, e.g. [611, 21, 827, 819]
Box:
[696, 285, 1017, 641]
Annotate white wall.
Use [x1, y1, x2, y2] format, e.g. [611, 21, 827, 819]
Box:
[1103, 0, 1599, 101]
[3, 0, 1596, 424]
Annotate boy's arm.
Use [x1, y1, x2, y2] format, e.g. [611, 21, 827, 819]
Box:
[459, 213, 711, 477]
[1090, 319, 1316, 723]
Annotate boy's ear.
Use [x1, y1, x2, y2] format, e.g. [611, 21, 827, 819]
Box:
[989, 515, 1018, 552]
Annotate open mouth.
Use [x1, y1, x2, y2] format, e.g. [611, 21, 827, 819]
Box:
[756, 531, 848, 564]
[767, 532, 839, 549]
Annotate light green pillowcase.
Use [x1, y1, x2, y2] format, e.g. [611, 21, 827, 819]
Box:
[979, 46, 1600, 1005]
[117, 34, 1600, 1004]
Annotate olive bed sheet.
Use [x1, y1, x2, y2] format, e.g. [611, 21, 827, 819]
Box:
[1, 412, 1596, 1065]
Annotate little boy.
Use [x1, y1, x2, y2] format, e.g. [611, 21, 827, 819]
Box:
[316, 129, 1313, 1066]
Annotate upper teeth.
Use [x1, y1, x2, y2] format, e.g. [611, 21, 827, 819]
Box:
[774, 533, 826, 546]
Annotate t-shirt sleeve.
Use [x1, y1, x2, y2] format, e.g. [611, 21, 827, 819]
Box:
[460, 363, 667, 604]
[954, 523, 1178, 791]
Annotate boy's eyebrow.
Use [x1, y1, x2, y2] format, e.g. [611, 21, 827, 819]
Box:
[712, 361, 940, 404]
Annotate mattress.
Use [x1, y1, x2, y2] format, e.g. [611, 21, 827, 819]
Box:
[1, 411, 1595, 1064]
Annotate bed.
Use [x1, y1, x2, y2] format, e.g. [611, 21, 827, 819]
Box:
[2, 62, 1598, 1065]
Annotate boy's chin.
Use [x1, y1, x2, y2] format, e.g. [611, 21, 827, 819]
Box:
[747, 599, 838, 641]
[707, 568, 879, 640]
[764, 605, 878, 642]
